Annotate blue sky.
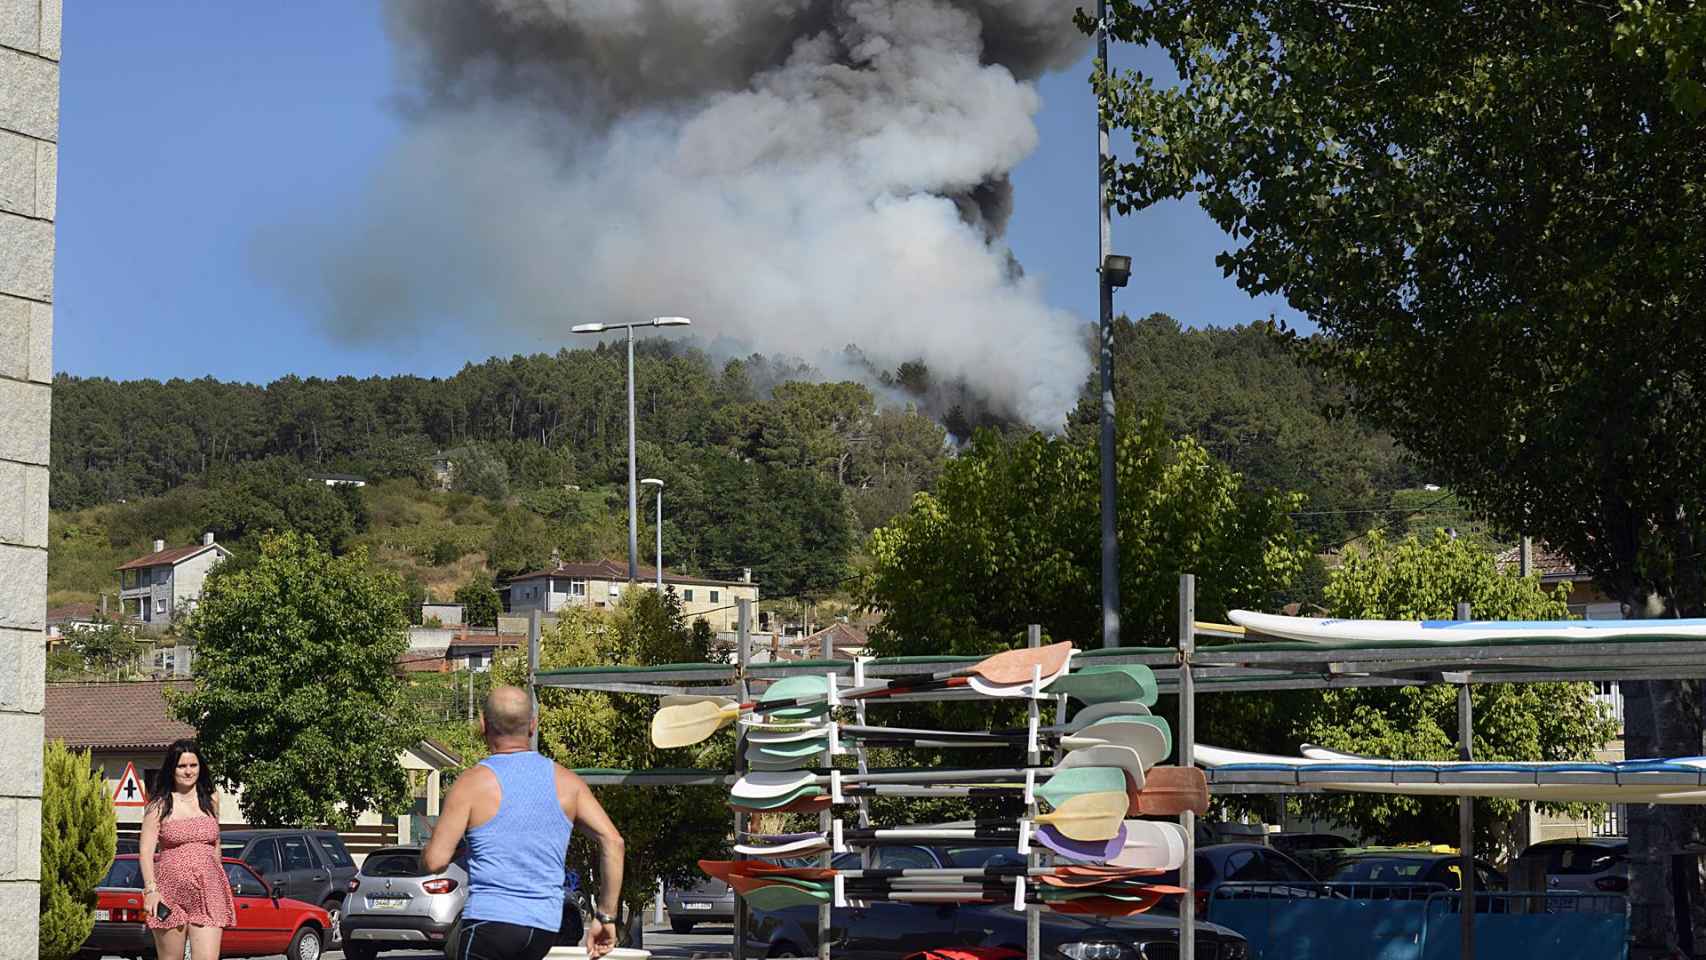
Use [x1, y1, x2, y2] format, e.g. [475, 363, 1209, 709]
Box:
[54, 2, 1293, 383]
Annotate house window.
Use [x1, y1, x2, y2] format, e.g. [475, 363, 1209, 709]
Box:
[155, 598, 167, 614]
[570, 579, 587, 598]
[710, 590, 720, 603]
[683, 589, 694, 602]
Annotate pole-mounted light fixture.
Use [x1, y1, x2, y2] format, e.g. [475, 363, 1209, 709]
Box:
[1102, 254, 1133, 289]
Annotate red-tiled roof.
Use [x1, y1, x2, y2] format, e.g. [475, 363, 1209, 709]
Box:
[47, 602, 101, 623]
[504, 559, 753, 588]
[45, 681, 195, 751]
[117, 543, 223, 571]
[1496, 541, 1585, 581]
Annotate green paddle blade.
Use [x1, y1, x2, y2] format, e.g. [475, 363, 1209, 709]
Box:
[747, 752, 826, 771]
[1036, 767, 1127, 808]
[732, 785, 823, 810]
[651, 700, 738, 749]
[1050, 665, 1158, 705]
[757, 676, 832, 719]
[743, 883, 830, 909]
[746, 736, 830, 759]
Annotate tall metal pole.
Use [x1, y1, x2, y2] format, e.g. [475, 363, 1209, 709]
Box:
[626, 325, 639, 583]
[1097, 0, 1120, 649]
[1026, 624, 1043, 960]
[1456, 600, 1475, 960]
[1178, 575, 1197, 958]
[527, 610, 541, 752]
[734, 600, 752, 960]
[654, 486, 664, 591]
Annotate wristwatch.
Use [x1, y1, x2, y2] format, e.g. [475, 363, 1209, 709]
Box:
[592, 910, 617, 925]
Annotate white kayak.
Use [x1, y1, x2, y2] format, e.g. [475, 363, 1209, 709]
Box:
[1197, 743, 1706, 804]
[1228, 609, 1706, 645]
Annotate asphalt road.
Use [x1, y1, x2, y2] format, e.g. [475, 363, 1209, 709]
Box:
[99, 923, 736, 960]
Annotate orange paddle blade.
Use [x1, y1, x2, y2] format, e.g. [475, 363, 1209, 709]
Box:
[969, 641, 1076, 684]
[733, 862, 836, 881]
[1132, 765, 1209, 816]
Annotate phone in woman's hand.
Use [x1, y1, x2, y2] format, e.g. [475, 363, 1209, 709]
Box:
[155, 901, 172, 922]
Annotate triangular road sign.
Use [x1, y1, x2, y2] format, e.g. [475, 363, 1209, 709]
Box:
[113, 762, 148, 807]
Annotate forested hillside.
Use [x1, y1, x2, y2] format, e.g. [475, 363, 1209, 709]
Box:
[48, 319, 1445, 610]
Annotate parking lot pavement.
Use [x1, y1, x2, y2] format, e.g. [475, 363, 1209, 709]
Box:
[101, 932, 732, 960]
[641, 922, 735, 959]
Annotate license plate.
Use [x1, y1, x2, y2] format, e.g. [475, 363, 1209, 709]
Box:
[96, 910, 110, 921]
[684, 903, 713, 911]
[369, 898, 409, 911]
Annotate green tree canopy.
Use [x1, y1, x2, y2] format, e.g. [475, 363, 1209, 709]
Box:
[40, 740, 116, 960]
[1091, 4, 1706, 947]
[1291, 531, 1618, 850]
[864, 413, 1309, 654]
[172, 532, 419, 828]
[453, 575, 502, 628]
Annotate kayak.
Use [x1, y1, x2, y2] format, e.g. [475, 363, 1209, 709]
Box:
[1227, 610, 1706, 645]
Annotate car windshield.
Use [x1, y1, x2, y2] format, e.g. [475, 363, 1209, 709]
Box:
[1327, 858, 1429, 883]
[362, 852, 427, 877]
[101, 858, 143, 889]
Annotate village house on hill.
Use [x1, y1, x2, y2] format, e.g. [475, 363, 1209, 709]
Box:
[501, 559, 758, 633]
[116, 533, 231, 628]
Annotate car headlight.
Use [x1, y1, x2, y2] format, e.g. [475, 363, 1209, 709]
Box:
[1059, 943, 1129, 960]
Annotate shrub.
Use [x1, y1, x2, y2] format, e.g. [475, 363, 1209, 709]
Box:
[40, 740, 116, 960]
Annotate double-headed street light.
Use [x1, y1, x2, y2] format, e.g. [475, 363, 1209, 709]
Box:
[570, 316, 693, 583]
[641, 478, 664, 591]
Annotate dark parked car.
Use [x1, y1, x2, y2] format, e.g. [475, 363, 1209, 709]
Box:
[1265, 833, 1352, 876]
[1154, 843, 1329, 918]
[744, 844, 1249, 959]
[341, 845, 468, 960]
[80, 854, 331, 960]
[219, 830, 358, 945]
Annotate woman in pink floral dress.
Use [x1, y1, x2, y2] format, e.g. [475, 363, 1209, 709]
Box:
[140, 739, 236, 960]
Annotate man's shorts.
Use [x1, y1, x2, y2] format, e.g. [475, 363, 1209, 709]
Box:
[450, 919, 557, 960]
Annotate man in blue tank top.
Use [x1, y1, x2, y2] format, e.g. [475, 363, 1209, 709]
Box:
[425, 686, 626, 960]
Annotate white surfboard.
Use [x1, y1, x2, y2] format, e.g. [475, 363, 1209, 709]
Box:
[1228, 609, 1706, 645]
[1198, 743, 1706, 804]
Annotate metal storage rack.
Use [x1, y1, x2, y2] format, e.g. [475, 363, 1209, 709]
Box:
[533, 579, 1706, 959]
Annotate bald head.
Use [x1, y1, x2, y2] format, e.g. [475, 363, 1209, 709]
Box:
[481, 685, 534, 741]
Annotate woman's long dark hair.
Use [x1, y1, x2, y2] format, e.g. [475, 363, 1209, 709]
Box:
[150, 739, 217, 819]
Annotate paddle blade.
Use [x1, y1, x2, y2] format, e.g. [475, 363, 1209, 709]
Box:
[1111, 820, 1188, 870]
[1062, 717, 1171, 768]
[1035, 823, 1125, 862]
[1050, 665, 1158, 706]
[1036, 767, 1127, 809]
[1043, 893, 1164, 916]
[741, 882, 830, 909]
[651, 700, 738, 748]
[1032, 791, 1127, 841]
[1132, 766, 1209, 816]
[967, 641, 1077, 685]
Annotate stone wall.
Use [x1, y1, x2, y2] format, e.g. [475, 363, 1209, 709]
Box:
[0, 0, 56, 953]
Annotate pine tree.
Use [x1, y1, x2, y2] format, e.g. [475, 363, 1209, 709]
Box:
[39, 739, 117, 960]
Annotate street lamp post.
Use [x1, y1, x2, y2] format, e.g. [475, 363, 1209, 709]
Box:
[641, 478, 664, 591]
[570, 316, 693, 583]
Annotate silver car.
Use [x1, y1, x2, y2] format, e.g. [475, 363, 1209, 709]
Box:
[341, 846, 467, 960]
[1513, 837, 1628, 912]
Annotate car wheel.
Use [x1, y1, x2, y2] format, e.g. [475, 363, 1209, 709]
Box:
[669, 918, 694, 935]
[286, 926, 323, 960]
[321, 900, 342, 946]
[342, 941, 379, 960]
[770, 943, 804, 958]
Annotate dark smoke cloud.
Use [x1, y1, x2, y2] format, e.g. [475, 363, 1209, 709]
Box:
[269, 0, 1091, 426]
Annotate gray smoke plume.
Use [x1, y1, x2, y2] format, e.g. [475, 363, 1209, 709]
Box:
[274, 0, 1090, 426]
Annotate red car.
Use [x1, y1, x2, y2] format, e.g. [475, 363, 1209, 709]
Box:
[81, 855, 330, 960]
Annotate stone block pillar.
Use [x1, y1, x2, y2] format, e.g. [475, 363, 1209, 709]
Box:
[0, 0, 57, 953]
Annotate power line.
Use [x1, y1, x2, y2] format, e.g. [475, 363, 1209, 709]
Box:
[1317, 491, 1461, 553]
